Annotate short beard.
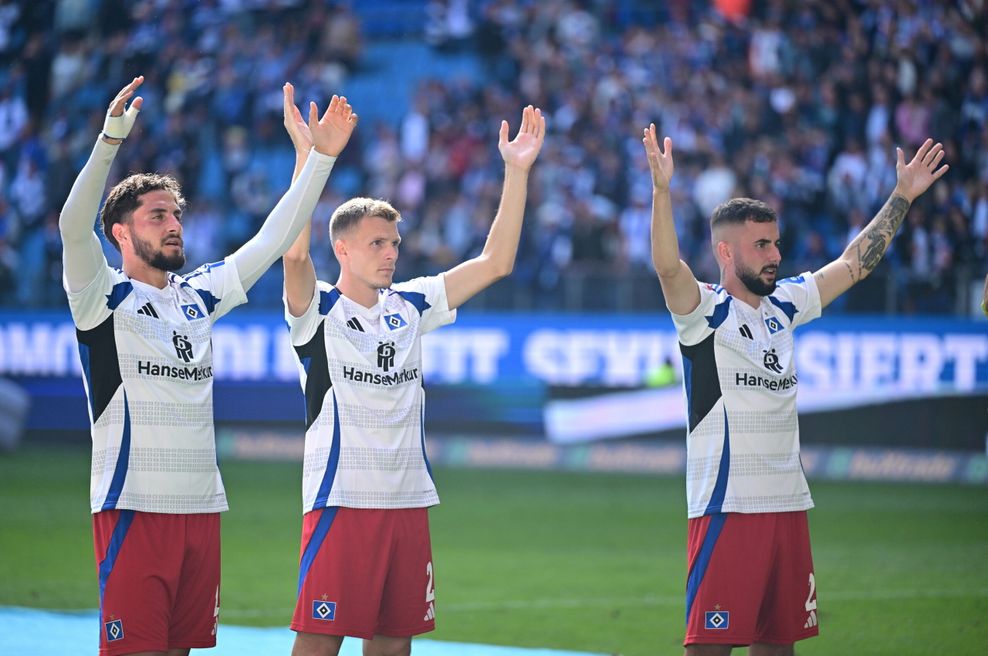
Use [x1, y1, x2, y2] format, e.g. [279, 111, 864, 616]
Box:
[132, 231, 185, 271]
[737, 263, 777, 296]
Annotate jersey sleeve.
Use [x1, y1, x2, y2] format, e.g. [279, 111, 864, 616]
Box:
[65, 263, 123, 331]
[669, 281, 722, 346]
[178, 256, 248, 323]
[770, 272, 822, 329]
[392, 273, 457, 335]
[285, 280, 332, 347]
[60, 138, 118, 295]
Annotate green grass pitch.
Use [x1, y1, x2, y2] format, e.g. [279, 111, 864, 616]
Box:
[1, 446, 986, 655]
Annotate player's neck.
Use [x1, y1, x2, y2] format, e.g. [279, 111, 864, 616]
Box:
[123, 257, 169, 289]
[721, 278, 762, 310]
[334, 274, 380, 309]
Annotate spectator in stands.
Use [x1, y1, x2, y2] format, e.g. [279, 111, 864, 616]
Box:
[1, 0, 984, 315]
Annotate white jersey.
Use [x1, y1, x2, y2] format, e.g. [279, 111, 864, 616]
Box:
[286, 275, 456, 513]
[67, 258, 246, 514]
[671, 273, 822, 518]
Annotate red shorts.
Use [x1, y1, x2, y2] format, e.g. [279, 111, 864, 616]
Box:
[292, 507, 436, 640]
[93, 510, 221, 656]
[684, 511, 819, 647]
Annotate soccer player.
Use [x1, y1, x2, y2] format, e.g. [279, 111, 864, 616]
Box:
[280, 84, 544, 656]
[642, 125, 947, 656]
[60, 76, 356, 656]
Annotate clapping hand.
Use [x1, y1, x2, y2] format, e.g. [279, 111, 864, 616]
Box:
[499, 105, 545, 172]
[283, 83, 358, 158]
[643, 124, 673, 192]
[103, 76, 144, 142]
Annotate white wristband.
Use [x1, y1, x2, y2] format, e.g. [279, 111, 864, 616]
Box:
[103, 103, 141, 140]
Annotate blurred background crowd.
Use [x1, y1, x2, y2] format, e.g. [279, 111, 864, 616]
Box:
[0, 0, 985, 313]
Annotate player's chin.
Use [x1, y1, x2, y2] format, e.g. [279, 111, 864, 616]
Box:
[165, 254, 187, 271]
[148, 249, 186, 272]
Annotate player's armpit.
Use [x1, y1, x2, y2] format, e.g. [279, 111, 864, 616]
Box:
[659, 260, 701, 316]
[284, 254, 317, 318]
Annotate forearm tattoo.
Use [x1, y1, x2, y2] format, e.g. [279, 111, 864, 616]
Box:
[848, 195, 911, 279]
[843, 260, 857, 284]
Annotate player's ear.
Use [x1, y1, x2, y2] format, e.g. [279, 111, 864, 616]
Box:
[112, 222, 127, 247]
[334, 237, 347, 260]
[715, 239, 732, 264]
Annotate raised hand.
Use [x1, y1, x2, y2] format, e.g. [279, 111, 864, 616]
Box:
[283, 82, 312, 154]
[498, 105, 545, 171]
[643, 124, 673, 192]
[307, 94, 358, 158]
[103, 76, 144, 141]
[894, 138, 949, 202]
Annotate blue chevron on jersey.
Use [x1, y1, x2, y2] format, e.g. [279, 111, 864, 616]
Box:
[705, 296, 733, 329]
[769, 295, 798, 322]
[105, 282, 133, 310]
[195, 289, 220, 315]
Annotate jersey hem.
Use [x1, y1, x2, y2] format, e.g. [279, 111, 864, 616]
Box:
[91, 504, 229, 515]
[303, 500, 440, 514]
[686, 503, 814, 519]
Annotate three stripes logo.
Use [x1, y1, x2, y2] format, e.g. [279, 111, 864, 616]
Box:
[346, 317, 365, 332]
[424, 601, 436, 622]
[136, 302, 159, 319]
[738, 324, 753, 340]
[804, 609, 818, 629]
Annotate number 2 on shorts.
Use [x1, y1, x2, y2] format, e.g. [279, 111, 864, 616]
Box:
[804, 572, 817, 612]
[426, 561, 436, 603]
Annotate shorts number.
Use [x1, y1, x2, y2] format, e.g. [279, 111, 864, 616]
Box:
[212, 586, 220, 636]
[425, 561, 435, 603]
[804, 572, 817, 612]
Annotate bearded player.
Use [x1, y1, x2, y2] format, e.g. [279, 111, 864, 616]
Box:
[643, 123, 947, 656]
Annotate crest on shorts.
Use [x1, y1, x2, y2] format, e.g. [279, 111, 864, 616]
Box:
[312, 599, 336, 621]
[704, 610, 729, 630]
[104, 618, 125, 641]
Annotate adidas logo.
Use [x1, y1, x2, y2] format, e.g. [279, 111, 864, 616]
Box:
[804, 610, 817, 629]
[137, 302, 159, 319]
[346, 317, 364, 332]
[739, 324, 753, 339]
[423, 601, 435, 622]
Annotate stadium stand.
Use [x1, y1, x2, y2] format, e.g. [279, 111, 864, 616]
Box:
[0, 0, 984, 313]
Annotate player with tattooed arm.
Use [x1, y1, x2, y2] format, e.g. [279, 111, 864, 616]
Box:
[643, 125, 947, 656]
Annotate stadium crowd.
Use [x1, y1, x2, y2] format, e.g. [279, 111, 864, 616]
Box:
[0, 0, 985, 313]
